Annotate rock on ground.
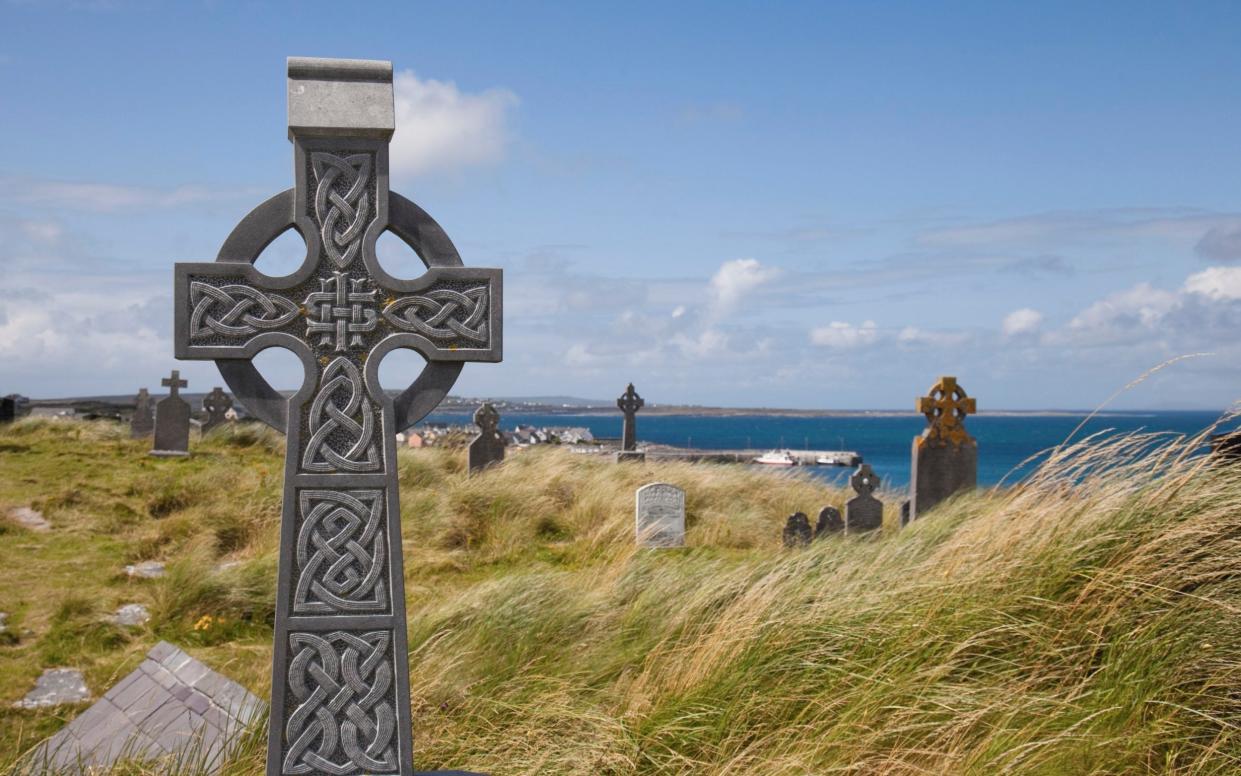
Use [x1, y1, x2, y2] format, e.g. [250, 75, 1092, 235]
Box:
[111, 604, 150, 627]
[124, 561, 165, 579]
[14, 668, 91, 709]
[7, 506, 51, 532]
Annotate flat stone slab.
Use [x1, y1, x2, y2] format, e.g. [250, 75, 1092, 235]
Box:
[15, 668, 91, 709]
[23, 641, 264, 774]
[111, 604, 151, 627]
[124, 561, 166, 579]
[7, 506, 51, 532]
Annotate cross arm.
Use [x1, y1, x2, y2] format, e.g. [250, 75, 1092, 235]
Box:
[377, 266, 502, 363]
[174, 261, 303, 360]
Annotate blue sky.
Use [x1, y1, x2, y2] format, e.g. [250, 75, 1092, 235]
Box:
[3, 1, 1241, 409]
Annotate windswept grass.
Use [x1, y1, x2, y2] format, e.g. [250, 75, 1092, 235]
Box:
[1, 417, 1239, 774]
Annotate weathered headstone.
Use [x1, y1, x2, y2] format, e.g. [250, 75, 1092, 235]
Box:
[172, 57, 499, 775]
[467, 402, 505, 473]
[0, 396, 15, 424]
[615, 382, 645, 462]
[782, 512, 812, 547]
[25, 641, 263, 774]
[201, 386, 233, 434]
[131, 388, 154, 438]
[635, 482, 686, 548]
[15, 668, 91, 709]
[150, 370, 191, 457]
[900, 500, 911, 527]
[814, 505, 843, 537]
[845, 464, 884, 533]
[909, 376, 977, 521]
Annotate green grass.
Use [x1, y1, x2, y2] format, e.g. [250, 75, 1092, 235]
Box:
[1, 417, 1239, 774]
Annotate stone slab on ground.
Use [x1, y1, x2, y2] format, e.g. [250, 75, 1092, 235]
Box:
[23, 641, 264, 775]
[124, 561, 166, 579]
[15, 668, 91, 709]
[7, 506, 51, 532]
[111, 604, 150, 627]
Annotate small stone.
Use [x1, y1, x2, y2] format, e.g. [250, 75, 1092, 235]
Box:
[7, 506, 51, 532]
[14, 668, 91, 709]
[125, 561, 166, 579]
[112, 604, 151, 627]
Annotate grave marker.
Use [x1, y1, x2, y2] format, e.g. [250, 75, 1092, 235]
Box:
[0, 396, 15, 424]
[616, 382, 645, 462]
[150, 370, 190, 457]
[171, 57, 500, 775]
[131, 388, 154, 438]
[782, 512, 812, 547]
[467, 402, 505, 473]
[202, 386, 233, 434]
[845, 464, 884, 533]
[910, 376, 977, 521]
[815, 505, 843, 536]
[635, 483, 686, 548]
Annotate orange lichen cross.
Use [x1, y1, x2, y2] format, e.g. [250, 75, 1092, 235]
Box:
[916, 375, 977, 449]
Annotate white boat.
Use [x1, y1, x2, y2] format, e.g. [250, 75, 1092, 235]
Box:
[753, 450, 798, 466]
[815, 455, 840, 466]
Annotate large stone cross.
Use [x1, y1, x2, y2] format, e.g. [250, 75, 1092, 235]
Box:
[915, 375, 976, 449]
[616, 383, 644, 452]
[173, 58, 501, 776]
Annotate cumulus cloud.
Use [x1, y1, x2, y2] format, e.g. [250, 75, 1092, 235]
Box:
[1002, 308, 1044, 337]
[810, 320, 879, 348]
[390, 71, 519, 178]
[1184, 266, 1241, 301]
[708, 258, 779, 315]
[1067, 283, 1178, 338]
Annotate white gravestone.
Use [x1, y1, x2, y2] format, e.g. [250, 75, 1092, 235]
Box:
[635, 483, 686, 548]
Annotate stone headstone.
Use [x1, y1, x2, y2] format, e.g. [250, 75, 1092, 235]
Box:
[616, 382, 645, 462]
[814, 506, 843, 537]
[635, 483, 686, 548]
[900, 500, 911, 527]
[468, 402, 505, 473]
[15, 668, 91, 709]
[150, 370, 190, 457]
[0, 396, 15, 424]
[910, 376, 977, 521]
[130, 388, 154, 438]
[171, 57, 499, 776]
[782, 512, 812, 547]
[201, 386, 233, 434]
[845, 464, 884, 533]
[24, 641, 264, 774]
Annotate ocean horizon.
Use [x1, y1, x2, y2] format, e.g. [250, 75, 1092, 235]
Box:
[420, 409, 1237, 492]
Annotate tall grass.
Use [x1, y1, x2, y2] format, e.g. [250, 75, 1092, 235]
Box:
[1, 418, 1239, 774]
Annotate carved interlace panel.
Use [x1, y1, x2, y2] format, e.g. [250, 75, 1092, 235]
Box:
[382, 287, 490, 344]
[313, 153, 373, 270]
[283, 630, 398, 775]
[189, 282, 301, 339]
[295, 490, 388, 614]
[305, 271, 379, 352]
[302, 357, 381, 474]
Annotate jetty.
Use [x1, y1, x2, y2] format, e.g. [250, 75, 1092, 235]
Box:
[642, 447, 863, 466]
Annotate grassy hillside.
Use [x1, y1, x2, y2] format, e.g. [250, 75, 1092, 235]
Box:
[0, 418, 1239, 775]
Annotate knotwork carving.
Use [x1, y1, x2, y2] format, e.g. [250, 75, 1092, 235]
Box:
[916, 376, 977, 449]
[283, 630, 397, 775]
[313, 152, 373, 270]
[302, 357, 381, 473]
[304, 271, 379, 352]
[382, 287, 489, 344]
[189, 282, 300, 339]
[295, 490, 388, 613]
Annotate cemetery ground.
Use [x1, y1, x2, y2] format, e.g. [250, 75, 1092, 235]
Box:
[1, 419, 1239, 774]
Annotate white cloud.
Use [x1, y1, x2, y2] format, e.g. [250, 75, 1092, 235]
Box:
[1067, 282, 1178, 335]
[897, 326, 971, 347]
[1183, 266, 1241, 301]
[1001, 307, 1044, 337]
[390, 71, 519, 178]
[810, 320, 878, 348]
[708, 258, 779, 315]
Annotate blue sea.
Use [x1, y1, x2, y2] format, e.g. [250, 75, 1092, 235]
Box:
[420, 410, 1234, 492]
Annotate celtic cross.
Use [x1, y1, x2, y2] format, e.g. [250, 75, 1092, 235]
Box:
[202, 387, 233, 433]
[850, 463, 879, 496]
[172, 58, 501, 776]
[474, 402, 499, 435]
[616, 383, 644, 452]
[916, 376, 977, 449]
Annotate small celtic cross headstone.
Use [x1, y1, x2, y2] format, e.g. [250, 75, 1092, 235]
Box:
[171, 58, 500, 776]
[782, 512, 812, 547]
[845, 464, 884, 533]
[615, 382, 645, 462]
[201, 386, 233, 434]
[131, 388, 154, 438]
[150, 370, 190, 457]
[467, 402, 505, 473]
[909, 375, 978, 521]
